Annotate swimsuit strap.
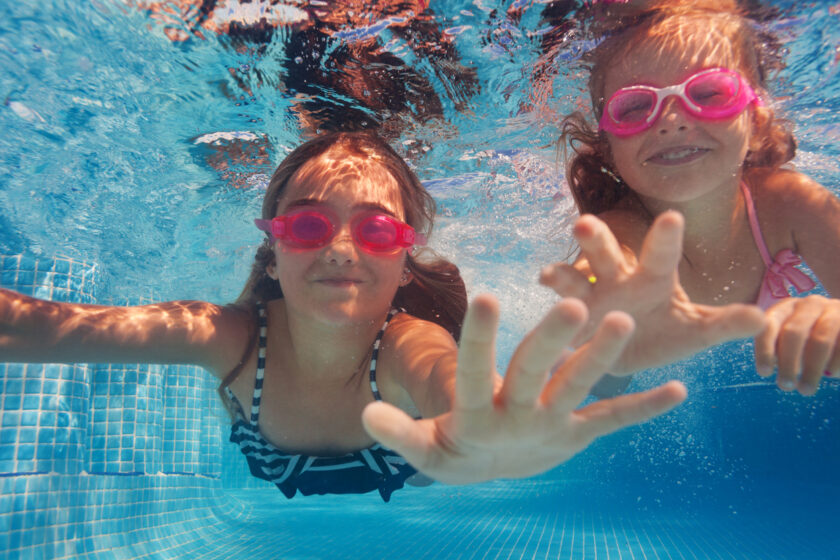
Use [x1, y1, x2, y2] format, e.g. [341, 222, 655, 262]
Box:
[740, 180, 774, 267]
[369, 308, 402, 401]
[741, 181, 817, 308]
[249, 305, 401, 423]
[249, 302, 268, 426]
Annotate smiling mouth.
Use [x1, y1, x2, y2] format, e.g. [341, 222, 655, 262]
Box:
[316, 278, 362, 286]
[646, 146, 710, 165]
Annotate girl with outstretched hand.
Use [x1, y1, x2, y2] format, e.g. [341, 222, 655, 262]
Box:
[0, 131, 685, 500]
[544, 0, 840, 396]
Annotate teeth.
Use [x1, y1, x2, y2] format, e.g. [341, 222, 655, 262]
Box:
[659, 147, 702, 160]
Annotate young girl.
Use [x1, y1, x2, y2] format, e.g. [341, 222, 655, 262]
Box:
[0, 131, 686, 500]
[542, 0, 840, 396]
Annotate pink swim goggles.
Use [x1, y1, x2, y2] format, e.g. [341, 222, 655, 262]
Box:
[599, 68, 760, 137]
[255, 208, 426, 253]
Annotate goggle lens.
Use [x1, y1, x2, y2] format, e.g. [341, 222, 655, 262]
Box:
[608, 91, 656, 125]
[686, 72, 740, 109]
[288, 212, 332, 246]
[255, 209, 424, 253]
[356, 216, 400, 251]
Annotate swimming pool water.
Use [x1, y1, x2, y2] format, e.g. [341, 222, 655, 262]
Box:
[1, 1, 839, 558]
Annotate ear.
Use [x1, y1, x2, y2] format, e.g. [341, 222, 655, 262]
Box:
[266, 260, 279, 281]
[399, 267, 413, 287]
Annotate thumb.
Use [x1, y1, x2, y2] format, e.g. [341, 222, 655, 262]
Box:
[362, 401, 435, 471]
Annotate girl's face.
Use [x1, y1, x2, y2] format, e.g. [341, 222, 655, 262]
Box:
[602, 39, 754, 205]
[267, 150, 410, 325]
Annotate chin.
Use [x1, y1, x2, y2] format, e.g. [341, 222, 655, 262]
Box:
[636, 174, 722, 202]
[313, 302, 388, 326]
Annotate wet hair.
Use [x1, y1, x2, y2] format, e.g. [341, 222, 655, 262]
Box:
[236, 130, 467, 339]
[559, 0, 797, 215]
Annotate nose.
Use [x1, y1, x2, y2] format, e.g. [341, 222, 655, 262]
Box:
[655, 96, 691, 135]
[322, 229, 358, 265]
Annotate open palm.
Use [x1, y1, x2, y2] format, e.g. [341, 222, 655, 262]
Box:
[539, 211, 767, 375]
[362, 294, 686, 484]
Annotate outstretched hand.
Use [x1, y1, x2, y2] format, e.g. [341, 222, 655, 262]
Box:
[539, 211, 766, 375]
[362, 295, 686, 485]
[755, 295, 840, 395]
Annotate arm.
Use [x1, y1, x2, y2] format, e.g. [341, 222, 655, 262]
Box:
[753, 171, 840, 393]
[0, 288, 250, 377]
[780, 171, 840, 296]
[362, 294, 687, 485]
[382, 316, 461, 418]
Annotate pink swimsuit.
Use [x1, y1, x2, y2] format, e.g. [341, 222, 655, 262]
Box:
[741, 181, 816, 309]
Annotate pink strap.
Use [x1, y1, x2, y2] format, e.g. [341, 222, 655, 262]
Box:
[740, 181, 773, 266]
[742, 181, 816, 308]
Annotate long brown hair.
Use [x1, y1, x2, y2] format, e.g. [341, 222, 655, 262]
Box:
[560, 0, 796, 216]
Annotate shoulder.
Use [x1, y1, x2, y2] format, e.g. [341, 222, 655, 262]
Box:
[200, 302, 259, 377]
[751, 169, 840, 228]
[377, 312, 457, 409]
[383, 312, 457, 360]
[749, 169, 840, 256]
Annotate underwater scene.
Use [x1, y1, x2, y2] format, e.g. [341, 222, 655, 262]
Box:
[1, 0, 839, 558]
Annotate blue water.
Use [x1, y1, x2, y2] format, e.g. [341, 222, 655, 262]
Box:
[1, 1, 839, 558]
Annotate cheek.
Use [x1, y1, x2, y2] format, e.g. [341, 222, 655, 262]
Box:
[717, 116, 752, 160]
[606, 137, 641, 177]
[374, 254, 407, 282]
[271, 248, 312, 284]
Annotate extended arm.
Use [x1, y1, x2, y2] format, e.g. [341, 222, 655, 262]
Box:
[0, 288, 249, 376]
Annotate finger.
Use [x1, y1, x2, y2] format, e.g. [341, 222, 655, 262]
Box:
[800, 310, 840, 395]
[826, 341, 840, 378]
[539, 263, 592, 299]
[362, 401, 437, 473]
[455, 294, 500, 410]
[697, 303, 767, 347]
[755, 307, 784, 378]
[572, 381, 687, 444]
[637, 211, 684, 278]
[543, 311, 635, 410]
[500, 299, 588, 406]
[574, 214, 625, 281]
[776, 302, 822, 392]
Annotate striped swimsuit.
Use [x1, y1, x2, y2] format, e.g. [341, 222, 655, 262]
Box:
[226, 304, 418, 502]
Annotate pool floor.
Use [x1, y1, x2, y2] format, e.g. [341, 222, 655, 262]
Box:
[92, 479, 836, 560]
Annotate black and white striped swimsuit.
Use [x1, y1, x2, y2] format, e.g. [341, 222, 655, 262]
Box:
[226, 303, 417, 502]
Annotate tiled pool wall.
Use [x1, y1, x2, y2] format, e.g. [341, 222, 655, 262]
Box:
[2, 254, 840, 560]
[0, 254, 271, 560]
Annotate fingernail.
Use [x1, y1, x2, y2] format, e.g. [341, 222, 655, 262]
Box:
[780, 379, 796, 391]
[824, 370, 833, 377]
[756, 364, 772, 377]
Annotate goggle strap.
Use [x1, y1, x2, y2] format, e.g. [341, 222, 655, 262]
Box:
[254, 218, 272, 236]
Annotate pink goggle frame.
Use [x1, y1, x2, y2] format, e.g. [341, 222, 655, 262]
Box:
[599, 67, 761, 137]
[255, 207, 426, 253]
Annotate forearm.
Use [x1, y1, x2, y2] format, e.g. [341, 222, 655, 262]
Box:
[0, 288, 225, 367]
